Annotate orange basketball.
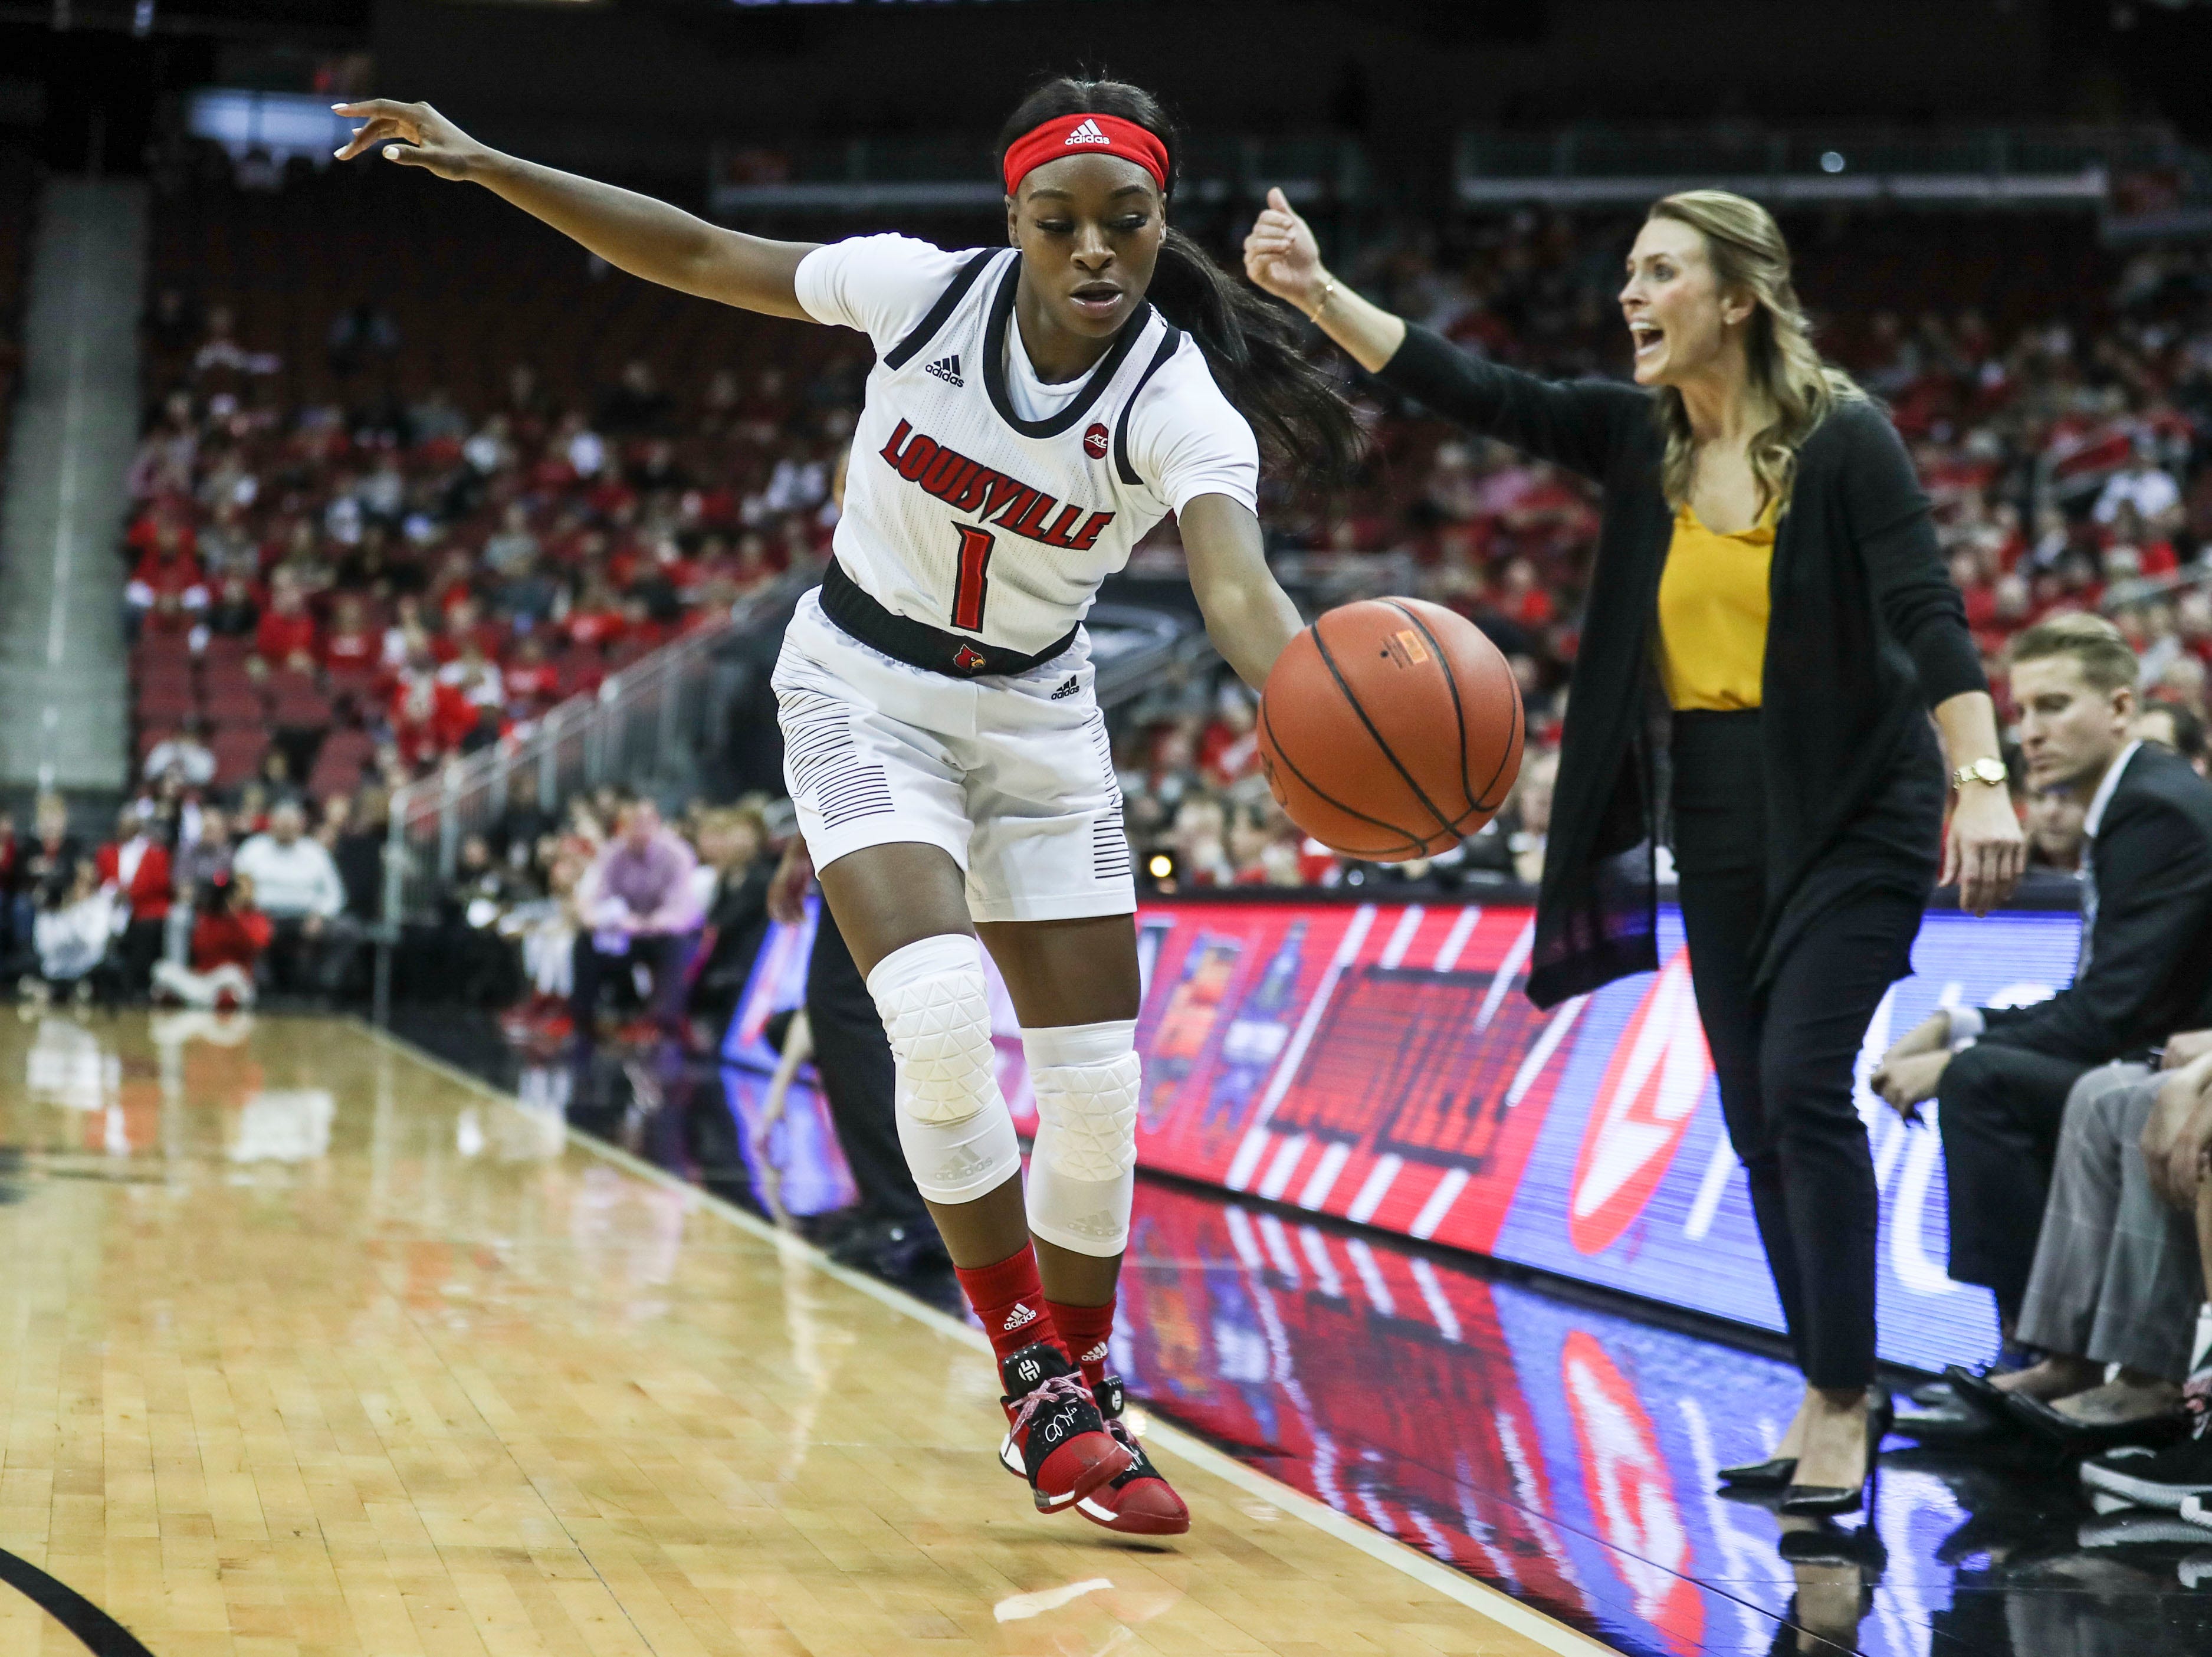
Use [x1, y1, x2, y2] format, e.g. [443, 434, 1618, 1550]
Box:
[1256, 597, 1525, 862]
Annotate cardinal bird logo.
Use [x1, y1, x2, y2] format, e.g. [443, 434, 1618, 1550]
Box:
[953, 644, 987, 672]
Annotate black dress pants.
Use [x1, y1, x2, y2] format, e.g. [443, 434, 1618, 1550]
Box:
[805, 909, 928, 1227]
[1673, 711, 1930, 1390]
[570, 930, 694, 1034]
[1934, 1039, 2093, 1325]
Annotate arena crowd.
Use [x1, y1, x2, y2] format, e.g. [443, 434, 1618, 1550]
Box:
[8, 167, 2210, 1002]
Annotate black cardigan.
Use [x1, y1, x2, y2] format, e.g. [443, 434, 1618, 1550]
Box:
[1376, 325, 1987, 1009]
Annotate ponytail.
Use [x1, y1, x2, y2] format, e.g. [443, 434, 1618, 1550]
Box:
[997, 76, 1363, 483]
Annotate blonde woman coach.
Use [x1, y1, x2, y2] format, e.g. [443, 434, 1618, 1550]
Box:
[1246, 189, 2025, 1521]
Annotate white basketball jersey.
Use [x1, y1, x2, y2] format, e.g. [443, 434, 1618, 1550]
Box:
[796, 237, 1259, 657]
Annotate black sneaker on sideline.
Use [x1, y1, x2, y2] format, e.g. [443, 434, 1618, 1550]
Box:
[2080, 1428, 2212, 1510]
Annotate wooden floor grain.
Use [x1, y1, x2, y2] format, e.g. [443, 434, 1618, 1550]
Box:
[0, 1010, 1609, 1657]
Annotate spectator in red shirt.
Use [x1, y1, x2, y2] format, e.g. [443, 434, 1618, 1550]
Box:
[151, 870, 270, 1010]
[323, 594, 379, 675]
[125, 526, 209, 637]
[1196, 688, 1261, 787]
[1498, 556, 1555, 629]
[566, 576, 626, 651]
[503, 633, 561, 714]
[1952, 548, 1999, 638]
[389, 671, 478, 767]
[254, 577, 319, 672]
[94, 806, 173, 995]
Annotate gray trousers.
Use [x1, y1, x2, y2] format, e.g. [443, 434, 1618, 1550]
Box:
[2016, 1061, 2202, 1382]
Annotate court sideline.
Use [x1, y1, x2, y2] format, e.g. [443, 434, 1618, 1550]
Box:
[0, 1009, 1614, 1656]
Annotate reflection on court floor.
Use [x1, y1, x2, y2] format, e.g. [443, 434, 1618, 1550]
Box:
[0, 1010, 1604, 1657]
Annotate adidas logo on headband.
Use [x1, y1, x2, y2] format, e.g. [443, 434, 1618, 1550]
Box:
[1064, 119, 1110, 146]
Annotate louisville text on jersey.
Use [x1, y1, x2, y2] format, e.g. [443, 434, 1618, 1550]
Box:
[879, 419, 1115, 552]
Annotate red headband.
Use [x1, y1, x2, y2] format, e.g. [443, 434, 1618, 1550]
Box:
[1002, 113, 1169, 196]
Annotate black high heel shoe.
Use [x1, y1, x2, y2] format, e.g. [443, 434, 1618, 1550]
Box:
[1776, 1521, 1888, 1569]
[1723, 1391, 1890, 1492]
[1718, 1453, 1798, 1490]
[1778, 1392, 1892, 1518]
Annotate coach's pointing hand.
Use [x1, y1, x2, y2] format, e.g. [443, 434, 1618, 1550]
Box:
[333, 101, 491, 182]
[1242, 188, 1325, 314]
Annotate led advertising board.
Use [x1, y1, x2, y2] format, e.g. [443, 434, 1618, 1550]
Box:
[726, 894, 2083, 1370]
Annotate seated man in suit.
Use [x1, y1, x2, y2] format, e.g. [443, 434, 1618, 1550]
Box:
[1876, 614, 2212, 1374]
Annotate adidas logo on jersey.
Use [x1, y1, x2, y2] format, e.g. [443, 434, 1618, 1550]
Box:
[1003, 1302, 1040, 1333]
[1050, 675, 1081, 700]
[1064, 119, 1110, 147]
[925, 354, 963, 388]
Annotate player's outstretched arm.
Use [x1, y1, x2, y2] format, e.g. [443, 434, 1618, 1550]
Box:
[334, 100, 818, 321]
[1181, 493, 1303, 693]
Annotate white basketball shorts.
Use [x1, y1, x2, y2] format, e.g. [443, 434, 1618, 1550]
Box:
[771, 590, 1135, 923]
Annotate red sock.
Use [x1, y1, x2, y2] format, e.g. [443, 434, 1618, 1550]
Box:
[955, 1245, 1064, 1366]
[1047, 1297, 1116, 1392]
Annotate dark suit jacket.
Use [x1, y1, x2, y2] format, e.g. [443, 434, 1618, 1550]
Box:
[1980, 742, 2212, 1062]
[1374, 326, 1987, 1007]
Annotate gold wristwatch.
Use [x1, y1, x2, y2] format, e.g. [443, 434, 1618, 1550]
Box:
[1951, 757, 2007, 790]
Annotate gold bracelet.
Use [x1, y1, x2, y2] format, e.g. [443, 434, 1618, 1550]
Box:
[1307, 275, 1339, 323]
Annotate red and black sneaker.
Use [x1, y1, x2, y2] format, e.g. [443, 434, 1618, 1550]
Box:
[996, 1342, 1132, 1514]
[1075, 1376, 1190, 1536]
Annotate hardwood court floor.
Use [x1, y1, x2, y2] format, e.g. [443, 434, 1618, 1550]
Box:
[0, 1010, 1614, 1657]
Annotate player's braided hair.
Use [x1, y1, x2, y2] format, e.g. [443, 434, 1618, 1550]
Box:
[997, 76, 1363, 483]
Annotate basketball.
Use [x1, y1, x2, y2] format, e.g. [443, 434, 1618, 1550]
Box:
[1256, 597, 1525, 862]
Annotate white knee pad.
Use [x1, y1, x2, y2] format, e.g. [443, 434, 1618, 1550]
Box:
[1023, 1019, 1140, 1258]
[868, 933, 1021, 1203]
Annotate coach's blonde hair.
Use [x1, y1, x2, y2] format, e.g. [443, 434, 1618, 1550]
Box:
[1645, 190, 1862, 513]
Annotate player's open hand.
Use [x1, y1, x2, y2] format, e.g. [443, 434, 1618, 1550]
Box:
[1243, 187, 1326, 314]
[1943, 782, 2027, 916]
[332, 100, 491, 182]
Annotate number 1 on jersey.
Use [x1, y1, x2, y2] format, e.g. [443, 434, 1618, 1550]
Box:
[951, 524, 994, 632]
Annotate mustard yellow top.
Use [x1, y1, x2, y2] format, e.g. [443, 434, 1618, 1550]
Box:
[1655, 499, 1777, 712]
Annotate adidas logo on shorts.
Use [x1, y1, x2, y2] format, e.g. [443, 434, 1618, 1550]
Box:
[1065, 1211, 1120, 1239]
[1064, 119, 1110, 147]
[1003, 1302, 1039, 1333]
[926, 354, 963, 387]
[1050, 674, 1081, 700]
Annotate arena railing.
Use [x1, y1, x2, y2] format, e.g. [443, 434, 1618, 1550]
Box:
[370, 571, 1213, 1020]
[1452, 124, 2190, 208]
[372, 573, 808, 1019]
[708, 134, 1371, 214]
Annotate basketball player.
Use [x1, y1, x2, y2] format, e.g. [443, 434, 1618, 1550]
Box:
[336, 78, 1357, 1535]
